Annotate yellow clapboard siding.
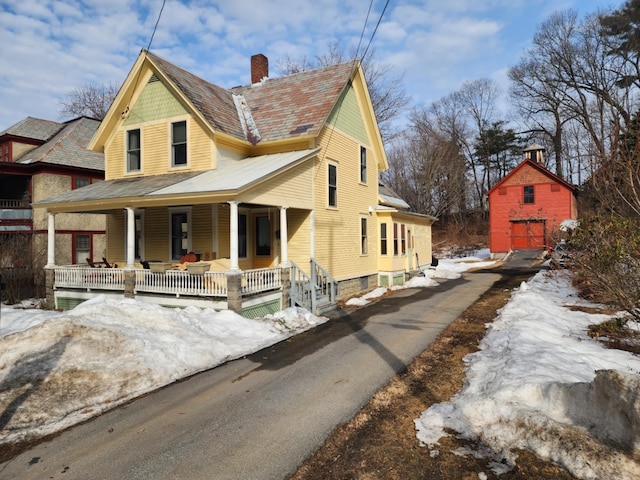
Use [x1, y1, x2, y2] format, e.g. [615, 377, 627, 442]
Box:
[287, 208, 311, 271]
[240, 161, 314, 209]
[105, 133, 124, 180]
[143, 123, 169, 174]
[105, 116, 215, 179]
[312, 127, 379, 281]
[191, 204, 213, 254]
[144, 208, 169, 260]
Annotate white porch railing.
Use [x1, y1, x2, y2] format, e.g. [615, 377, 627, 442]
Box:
[54, 265, 284, 299]
[241, 267, 282, 295]
[135, 270, 228, 297]
[54, 267, 126, 290]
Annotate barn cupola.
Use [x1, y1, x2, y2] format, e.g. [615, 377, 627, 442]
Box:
[523, 143, 545, 164]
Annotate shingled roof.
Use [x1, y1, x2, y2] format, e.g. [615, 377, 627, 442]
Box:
[145, 51, 356, 145]
[13, 117, 103, 171]
[0, 116, 64, 142]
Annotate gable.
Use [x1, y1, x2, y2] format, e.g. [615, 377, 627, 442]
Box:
[123, 77, 188, 126]
[502, 164, 555, 187]
[327, 85, 368, 146]
[488, 158, 576, 196]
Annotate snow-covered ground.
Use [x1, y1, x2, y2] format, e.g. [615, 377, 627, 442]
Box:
[415, 269, 640, 480]
[2, 250, 638, 479]
[0, 254, 482, 449]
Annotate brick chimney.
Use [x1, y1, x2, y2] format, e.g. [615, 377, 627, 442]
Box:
[251, 54, 268, 84]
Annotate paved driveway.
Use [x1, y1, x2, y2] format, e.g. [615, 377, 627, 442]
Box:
[0, 272, 500, 480]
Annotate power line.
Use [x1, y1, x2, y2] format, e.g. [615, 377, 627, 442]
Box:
[354, 0, 374, 61]
[359, 0, 391, 63]
[123, 0, 167, 117]
[146, 0, 167, 51]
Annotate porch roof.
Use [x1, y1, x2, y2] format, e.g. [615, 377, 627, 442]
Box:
[34, 148, 319, 213]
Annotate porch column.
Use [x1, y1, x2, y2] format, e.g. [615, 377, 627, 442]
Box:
[280, 205, 289, 267]
[125, 207, 135, 270]
[228, 201, 240, 272]
[46, 212, 56, 268]
[309, 209, 315, 260]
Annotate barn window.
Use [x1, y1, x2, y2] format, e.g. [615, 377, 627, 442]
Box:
[524, 185, 534, 204]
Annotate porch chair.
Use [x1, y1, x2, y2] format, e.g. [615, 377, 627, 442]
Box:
[102, 257, 117, 268]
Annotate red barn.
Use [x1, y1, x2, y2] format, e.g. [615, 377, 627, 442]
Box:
[487, 145, 577, 255]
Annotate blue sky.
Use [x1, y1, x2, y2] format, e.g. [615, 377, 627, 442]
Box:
[0, 0, 620, 132]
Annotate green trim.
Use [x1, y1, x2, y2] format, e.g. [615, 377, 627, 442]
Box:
[56, 297, 87, 311]
[124, 80, 187, 126]
[242, 298, 281, 318]
[392, 273, 405, 286]
[326, 85, 368, 145]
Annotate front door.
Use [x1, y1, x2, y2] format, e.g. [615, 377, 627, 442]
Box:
[253, 213, 273, 268]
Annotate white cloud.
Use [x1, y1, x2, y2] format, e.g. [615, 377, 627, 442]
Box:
[0, 0, 619, 129]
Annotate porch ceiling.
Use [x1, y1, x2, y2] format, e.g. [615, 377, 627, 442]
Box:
[33, 148, 319, 213]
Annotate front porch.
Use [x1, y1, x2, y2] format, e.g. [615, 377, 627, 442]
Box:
[47, 260, 338, 318]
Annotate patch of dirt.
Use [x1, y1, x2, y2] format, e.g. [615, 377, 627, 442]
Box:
[288, 272, 578, 480]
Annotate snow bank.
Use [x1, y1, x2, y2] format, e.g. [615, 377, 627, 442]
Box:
[415, 271, 640, 479]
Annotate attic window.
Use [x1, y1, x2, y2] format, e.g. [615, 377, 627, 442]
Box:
[524, 185, 534, 204]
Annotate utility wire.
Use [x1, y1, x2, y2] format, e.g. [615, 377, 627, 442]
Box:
[123, 0, 167, 117]
[146, 0, 166, 51]
[359, 0, 390, 63]
[354, 0, 375, 62]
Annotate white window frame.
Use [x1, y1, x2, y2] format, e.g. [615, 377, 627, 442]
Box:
[171, 120, 188, 168]
[126, 128, 141, 173]
[169, 207, 192, 261]
[360, 146, 367, 184]
[328, 162, 338, 208]
[360, 216, 368, 255]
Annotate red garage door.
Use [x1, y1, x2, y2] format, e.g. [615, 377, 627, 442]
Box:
[511, 221, 545, 250]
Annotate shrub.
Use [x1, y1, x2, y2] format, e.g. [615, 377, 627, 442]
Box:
[567, 215, 640, 321]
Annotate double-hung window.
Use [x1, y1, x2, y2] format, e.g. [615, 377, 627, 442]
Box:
[328, 163, 337, 207]
[360, 146, 367, 183]
[361, 217, 368, 254]
[74, 234, 91, 264]
[380, 223, 388, 255]
[393, 223, 399, 256]
[524, 185, 534, 204]
[127, 129, 141, 172]
[172, 121, 187, 166]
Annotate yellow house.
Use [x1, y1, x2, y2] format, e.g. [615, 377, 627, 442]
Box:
[36, 50, 435, 316]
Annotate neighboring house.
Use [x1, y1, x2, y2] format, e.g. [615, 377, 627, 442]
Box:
[377, 180, 436, 286]
[487, 144, 577, 256]
[0, 116, 105, 285]
[35, 50, 435, 315]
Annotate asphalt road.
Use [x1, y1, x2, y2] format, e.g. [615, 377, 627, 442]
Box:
[0, 271, 501, 480]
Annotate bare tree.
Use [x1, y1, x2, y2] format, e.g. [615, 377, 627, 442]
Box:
[384, 119, 467, 220]
[508, 9, 639, 182]
[58, 81, 119, 120]
[428, 78, 502, 208]
[276, 41, 410, 142]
